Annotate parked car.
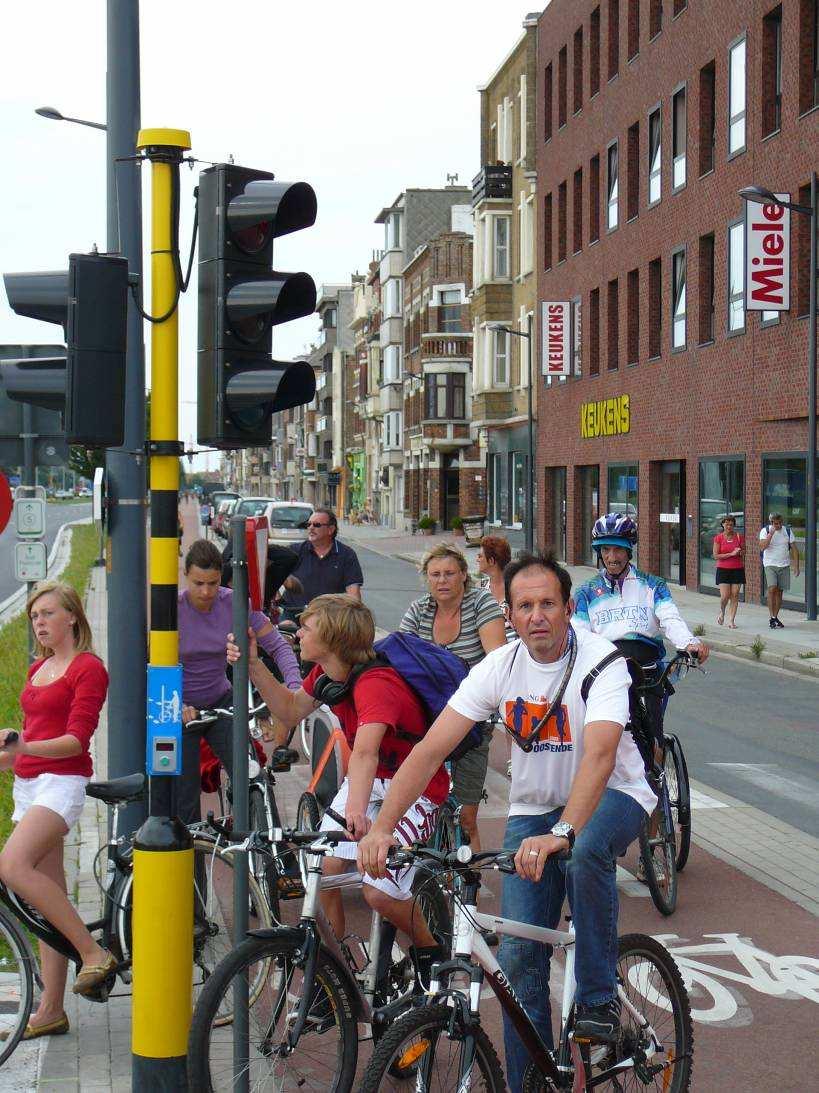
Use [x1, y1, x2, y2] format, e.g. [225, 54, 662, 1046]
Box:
[203, 490, 240, 527]
[265, 501, 314, 546]
[212, 497, 239, 539]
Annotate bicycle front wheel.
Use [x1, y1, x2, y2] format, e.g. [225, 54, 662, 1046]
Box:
[638, 791, 678, 916]
[0, 908, 36, 1067]
[360, 1003, 505, 1092]
[187, 933, 358, 1092]
[664, 735, 691, 871]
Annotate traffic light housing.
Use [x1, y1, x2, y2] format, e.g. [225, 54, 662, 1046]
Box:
[197, 164, 318, 449]
[2, 253, 129, 447]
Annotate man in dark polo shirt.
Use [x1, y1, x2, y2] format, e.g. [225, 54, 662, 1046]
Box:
[281, 507, 364, 621]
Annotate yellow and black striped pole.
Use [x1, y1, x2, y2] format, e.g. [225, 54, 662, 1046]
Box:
[132, 127, 194, 1090]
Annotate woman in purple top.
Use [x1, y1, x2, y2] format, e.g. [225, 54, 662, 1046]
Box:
[152, 539, 301, 824]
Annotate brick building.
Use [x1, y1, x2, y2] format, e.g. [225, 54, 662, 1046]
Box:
[536, 0, 819, 611]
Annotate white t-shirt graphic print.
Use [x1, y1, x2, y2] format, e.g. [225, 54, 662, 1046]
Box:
[448, 628, 656, 817]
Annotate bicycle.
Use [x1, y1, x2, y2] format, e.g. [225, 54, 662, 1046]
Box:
[624, 651, 702, 915]
[187, 820, 451, 1092]
[0, 768, 270, 1065]
[360, 843, 693, 1092]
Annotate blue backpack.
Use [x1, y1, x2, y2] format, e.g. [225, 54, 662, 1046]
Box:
[373, 631, 484, 761]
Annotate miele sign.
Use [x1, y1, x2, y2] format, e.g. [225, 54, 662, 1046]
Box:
[745, 193, 790, 311]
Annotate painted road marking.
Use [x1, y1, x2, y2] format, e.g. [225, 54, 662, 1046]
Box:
[709, 763, 818, 810]
[689, 787, 729, 810]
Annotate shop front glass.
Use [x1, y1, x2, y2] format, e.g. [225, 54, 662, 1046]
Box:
[658, 461, 684, 585]
[762, 455, 817, 610]
[548, 466, 567, 558]
[608, 463, 639, 564]
[579, 465, 600, 565]
[698, 458, 744, 591]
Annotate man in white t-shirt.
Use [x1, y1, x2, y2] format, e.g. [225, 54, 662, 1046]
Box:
[759, 513, 800, 628]
[358, 550, 655, 1091]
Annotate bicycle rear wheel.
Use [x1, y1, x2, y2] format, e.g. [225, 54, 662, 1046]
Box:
[249, 784, 281, 923]
[638, 787, 678, 916]
[0, 908, 35, 1067]
[359, 1003, 505, 1092]
[664, 735, 691, 871]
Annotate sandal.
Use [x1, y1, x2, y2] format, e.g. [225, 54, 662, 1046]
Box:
[72, 951, 117, 995]
[728, 622, 738, 629]
[0, 1012, 69, 1041]
[717, 613, 724, 625]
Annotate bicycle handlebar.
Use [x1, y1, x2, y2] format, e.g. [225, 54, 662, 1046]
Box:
[629, 649, 706, 693]
[186, 701, 268, 728]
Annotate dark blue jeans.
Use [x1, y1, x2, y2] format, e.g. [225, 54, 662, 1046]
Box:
[498, 789, 646, 1093]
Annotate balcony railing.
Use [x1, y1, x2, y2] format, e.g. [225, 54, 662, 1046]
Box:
[421, 333, 473, 360]
[472, 164, 513, 206]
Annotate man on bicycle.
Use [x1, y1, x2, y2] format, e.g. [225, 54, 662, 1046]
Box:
[227, 593, 447, 990]
[358, 550, 656, 1091]
[573, 514, 708, 878]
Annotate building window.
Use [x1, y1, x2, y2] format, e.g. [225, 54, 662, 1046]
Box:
[489, 452, 508, 524]
[572, 297, 582, 376]
[649, 256, 662, 357]
[798, 0, 819, 114]
[627, 121, 639, 220]
[493, 216, 510, 279]
[699, 458, 744, 588]
[628, 0, 640, 59]
[385, 212, 401, 251]
[590, 154, 601, 242]
[544, 193, 553, 270]
[648, 106, 662, 204]
[573, 27, 584, 113]
[558, 180, 568, 262]
[519, 73, 528, 161]
[728, 220, 745, 332]
[589, 287, 601, 375]
[672, 85, 686, 189]
[608, 463, 639, 521]
[762, 6, 783, 136]
[425, 373, 465, 419]
[763, 456, 812, 607]
[607, 278, 619, 370]
[511, 453, 526, 525]
[382, 410, 402, 449]
[493, 328, 509, 386]
[607, 141, 619, 230]
[698, 61, 716, 176]
[672, 248, 686, 349]
[438, 289, 461, 332]
[383, 344, 401, 383]
[608, 0, 620, 80]
[323, 307, 337, 329]
[590, 6, 601, 96]
[573, 169, 583, 253]
[384, 278, 402, 317]
[627, 268, 639, 363]
[698, 232, 715, 344]
[649, 0, 662, 38]
[558, 45, 568, 128]
[543, 63, 553, 142]
[520, 194, 534, 275]
[728, 37, 747, 155]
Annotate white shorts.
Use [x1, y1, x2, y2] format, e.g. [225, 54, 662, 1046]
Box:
[319, 777, 439, 901]
[11, 773, 89, 830]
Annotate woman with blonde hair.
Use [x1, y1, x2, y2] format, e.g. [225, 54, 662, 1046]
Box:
[400, 542, 506, 850]
[0, 582, 113, 1040]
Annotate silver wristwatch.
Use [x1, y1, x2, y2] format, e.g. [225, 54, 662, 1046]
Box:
[550, 821, 575, 848]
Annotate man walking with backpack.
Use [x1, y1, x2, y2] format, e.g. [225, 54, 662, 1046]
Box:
[760, 514, 800, 627]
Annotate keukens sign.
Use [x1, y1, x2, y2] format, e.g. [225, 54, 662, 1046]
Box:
[745, 193, 790, 311]
[541, 302, 571, 376]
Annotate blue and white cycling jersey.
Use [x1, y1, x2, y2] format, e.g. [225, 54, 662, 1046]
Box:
[572, 565, 694, 658]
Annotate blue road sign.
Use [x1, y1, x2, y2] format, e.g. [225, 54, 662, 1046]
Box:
[146, 665, 183, 775]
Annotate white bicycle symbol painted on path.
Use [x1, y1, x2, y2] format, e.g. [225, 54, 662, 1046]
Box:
[633, 933, 819, 1026]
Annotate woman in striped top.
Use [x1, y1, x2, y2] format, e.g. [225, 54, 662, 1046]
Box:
[400, 543, 506, 851]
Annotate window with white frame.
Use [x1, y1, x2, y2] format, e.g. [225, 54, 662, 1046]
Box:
[648, 107, 662, 204]
[728, 220, 745, 332]
[383, 344, 401, 383]
[672, 248, 686, 348]
[572, 297, 582, 376]
[438, 289, 462, 332]
[607, 142, 619, 230]
[519, 194, 534, 275]
[505, 97, 514, 161]
[511, 453, 526, 525]
[519, 74, 527, 161]
[493, 328, 509, 386]
[672, 86, 686, 189]
[384, 278, 402, 317]
[382, 410, 402, 449]
[728, 37, 746, 155]
[493, 216, 510, 279]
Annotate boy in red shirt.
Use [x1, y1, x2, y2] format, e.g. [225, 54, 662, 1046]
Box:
[228, 593, 447, 985]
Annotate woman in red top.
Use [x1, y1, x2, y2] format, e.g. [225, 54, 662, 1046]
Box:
[712, 515, 745, 628]
[0, 582, 113, 1039]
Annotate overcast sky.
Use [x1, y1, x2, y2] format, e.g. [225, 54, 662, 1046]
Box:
[0, 0, 535, 471]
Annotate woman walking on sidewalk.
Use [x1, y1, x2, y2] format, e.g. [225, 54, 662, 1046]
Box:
[713, 516, 745, 628]
[0, 582, 114, 1041]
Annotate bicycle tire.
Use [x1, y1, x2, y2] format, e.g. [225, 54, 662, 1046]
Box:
[0, 907, 36, 1067]
[299, 717, 312, 761]
[296, 789, 322, 831]
[359, 1003, 506, 1092]
[249, 784, 280, 923]
[187, 933, 358, 1092]
[638, 790, 678, 916]
[665, 735, 692, 871]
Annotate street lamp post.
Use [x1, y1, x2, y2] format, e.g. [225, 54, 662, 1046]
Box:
[487, 320, 535, 552]
[740, 179, 818, 620]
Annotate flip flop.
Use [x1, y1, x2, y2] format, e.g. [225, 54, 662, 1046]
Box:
[0, 1013, 69, 1041]
[72, 951, 117, 995]
[728, 622, 738, 629]
[717, 613, 724, 625]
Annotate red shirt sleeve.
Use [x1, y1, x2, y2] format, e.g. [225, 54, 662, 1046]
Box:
[64, 655, 109, 750]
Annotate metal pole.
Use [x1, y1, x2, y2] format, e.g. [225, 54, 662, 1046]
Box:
[22, 404, 35, 662]
[230, 516, 250, 1091]
[526, 317, 534, 553]
[807, 172, 817, 621]
[105, 0, 148, 834]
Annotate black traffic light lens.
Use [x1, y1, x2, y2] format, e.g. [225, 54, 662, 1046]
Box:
[230, 220, 274, 256]
[231, 313, 268, 344]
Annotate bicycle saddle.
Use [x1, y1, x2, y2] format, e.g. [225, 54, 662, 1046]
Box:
[86, 773, 147, 805]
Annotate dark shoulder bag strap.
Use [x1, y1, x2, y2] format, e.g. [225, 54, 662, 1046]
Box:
[580, 650, 625, 706]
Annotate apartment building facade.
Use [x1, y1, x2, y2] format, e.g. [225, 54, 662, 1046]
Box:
[472, 14, 540, 549]
[536, 0, 819, 611]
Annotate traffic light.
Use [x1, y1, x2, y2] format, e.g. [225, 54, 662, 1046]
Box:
[2, 253, 129, 447]
[197, 164, 318, 449]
